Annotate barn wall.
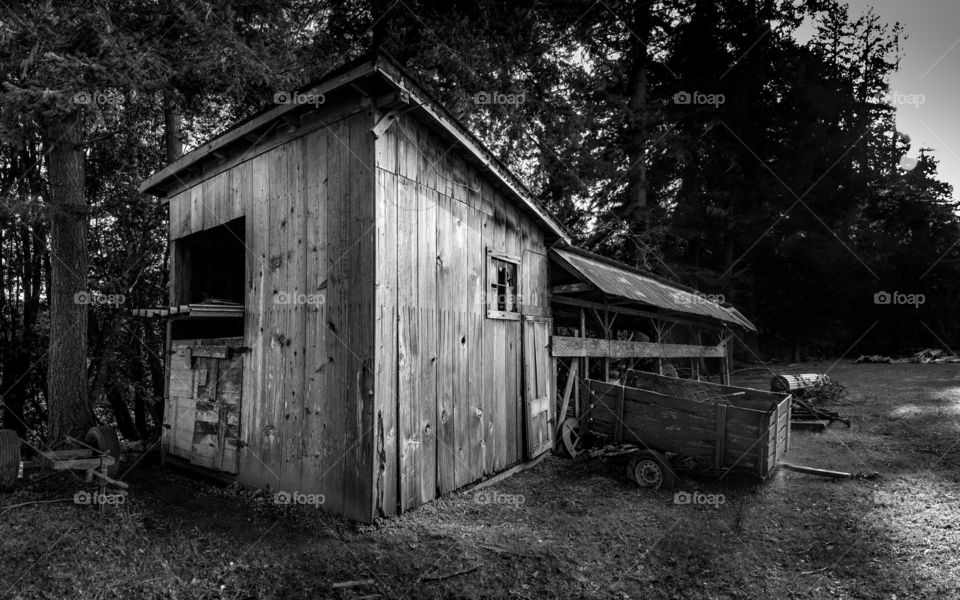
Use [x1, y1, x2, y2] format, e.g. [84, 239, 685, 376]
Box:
[373, 113, 550, 516]
[166, 107, 379, 521]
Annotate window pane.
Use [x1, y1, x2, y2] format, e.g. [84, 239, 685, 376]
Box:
[489, 256, 519, 315]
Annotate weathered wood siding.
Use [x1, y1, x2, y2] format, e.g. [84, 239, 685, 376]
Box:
[373, 114, 551, 516]
[164, 102, 552, 521]
[166, 107, 378, 521]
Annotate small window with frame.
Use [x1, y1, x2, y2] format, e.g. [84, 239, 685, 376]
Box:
[486, 249, 521, 320]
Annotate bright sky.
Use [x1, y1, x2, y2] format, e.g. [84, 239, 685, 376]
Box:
[797, 0, 960, 199]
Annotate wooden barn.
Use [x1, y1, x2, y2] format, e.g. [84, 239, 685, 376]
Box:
[138, 52, 570, 521]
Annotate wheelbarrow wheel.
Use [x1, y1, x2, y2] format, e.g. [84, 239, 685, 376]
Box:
[626, 450, 676, 490]
[85, 426, 121, 478]
[0, 429, 21, 492]
[560, 419, 582, 458]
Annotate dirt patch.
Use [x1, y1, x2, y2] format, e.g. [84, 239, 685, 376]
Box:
[2, 362, 960, 599]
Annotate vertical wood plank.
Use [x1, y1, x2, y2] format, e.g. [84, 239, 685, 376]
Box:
[435, 191, 457, 492]
[374, 151, 398, 515]
[417, 185, 438, 503]
[502, 191, 522, 466]
[343, 113, 376, 521]
[479, 205, 494, 475]
[398, 176, 420, 511]
[261, 145, 287, 492]
[322, 119, 346, 515]
[462, 198, 484, 484]
[203, 173, 219, 227]
[231, 164, 245, 221]
[239, 152, 269, 488]
[279, 136, 307, 493]
[301, 128, 328, 496]
[189, 182, 204, 235]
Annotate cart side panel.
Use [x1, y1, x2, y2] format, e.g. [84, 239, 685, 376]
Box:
[628, 371, 787, 411]
[717, 406, 764, 472]
[759, 395, 791, 478]
[773, 395, 791, 467]
[585, 379, 720, 465]
[586, 379, 771, 472]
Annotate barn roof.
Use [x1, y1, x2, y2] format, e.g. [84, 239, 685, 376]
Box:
[139, 52, 570, 243]
[550, 246, 757, 331]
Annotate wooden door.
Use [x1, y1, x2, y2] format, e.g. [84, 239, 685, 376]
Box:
[167, 338, 243, 474]
[522, 317, 553, 459]
[190, 352, 243, 474]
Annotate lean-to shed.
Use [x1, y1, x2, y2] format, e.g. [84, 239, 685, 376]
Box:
[139, 52, 569, 521]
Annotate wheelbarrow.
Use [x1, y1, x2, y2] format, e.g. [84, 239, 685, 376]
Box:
[0, 426, 127, 493]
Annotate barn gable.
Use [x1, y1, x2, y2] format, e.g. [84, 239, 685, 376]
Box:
[141, 53, 561, 521]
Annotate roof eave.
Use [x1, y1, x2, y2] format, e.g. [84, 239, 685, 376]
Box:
[138, 53, 572, 244]
[138, 57, 379, 196]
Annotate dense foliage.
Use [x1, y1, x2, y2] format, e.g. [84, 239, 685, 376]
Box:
[0, 0, 956, 437]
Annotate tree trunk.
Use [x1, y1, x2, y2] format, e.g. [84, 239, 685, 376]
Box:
[45, 119, 95, 442]
[163, 93, 183, 163]
[106, 384, 138, 440]
[626, 0, 654, 228]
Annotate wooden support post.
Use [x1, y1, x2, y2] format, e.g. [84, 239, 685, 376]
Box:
[162, 319, 172, 465]
[654, 318, 664, 375]
[574, 359, 581, 418]
[580, 308, 588, 380]
[603, 306, 610, 381]
[555, 360, 579, 436]
[551, 355, 558, 432]
[720, 329, 732, 385]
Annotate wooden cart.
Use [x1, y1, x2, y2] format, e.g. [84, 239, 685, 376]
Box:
[567, 371, 791, 488]
[0, 426, 126, 494]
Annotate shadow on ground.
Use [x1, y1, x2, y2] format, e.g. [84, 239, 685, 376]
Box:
[1, 362, 959, 599]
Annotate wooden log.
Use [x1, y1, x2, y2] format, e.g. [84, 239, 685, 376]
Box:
[770, 373, 828, 394]
[780, 462, 852, 479]
[331, 580, 375, 589]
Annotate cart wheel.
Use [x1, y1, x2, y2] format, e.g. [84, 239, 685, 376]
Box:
[560, 419, 582, 458]
[84, 426, 121, 478]
[627, 451, 676, 490]
[0, 430, 21, 492]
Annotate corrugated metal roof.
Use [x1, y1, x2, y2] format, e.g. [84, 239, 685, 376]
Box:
[552, 247, 756, 331]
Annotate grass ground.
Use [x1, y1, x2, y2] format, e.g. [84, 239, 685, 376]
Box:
[2, 362, 959, 599]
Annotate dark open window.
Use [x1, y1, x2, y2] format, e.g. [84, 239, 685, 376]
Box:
[182, 218, 246, 305]
[170, 217, 245, 340]
[487, 249, 520, 320]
